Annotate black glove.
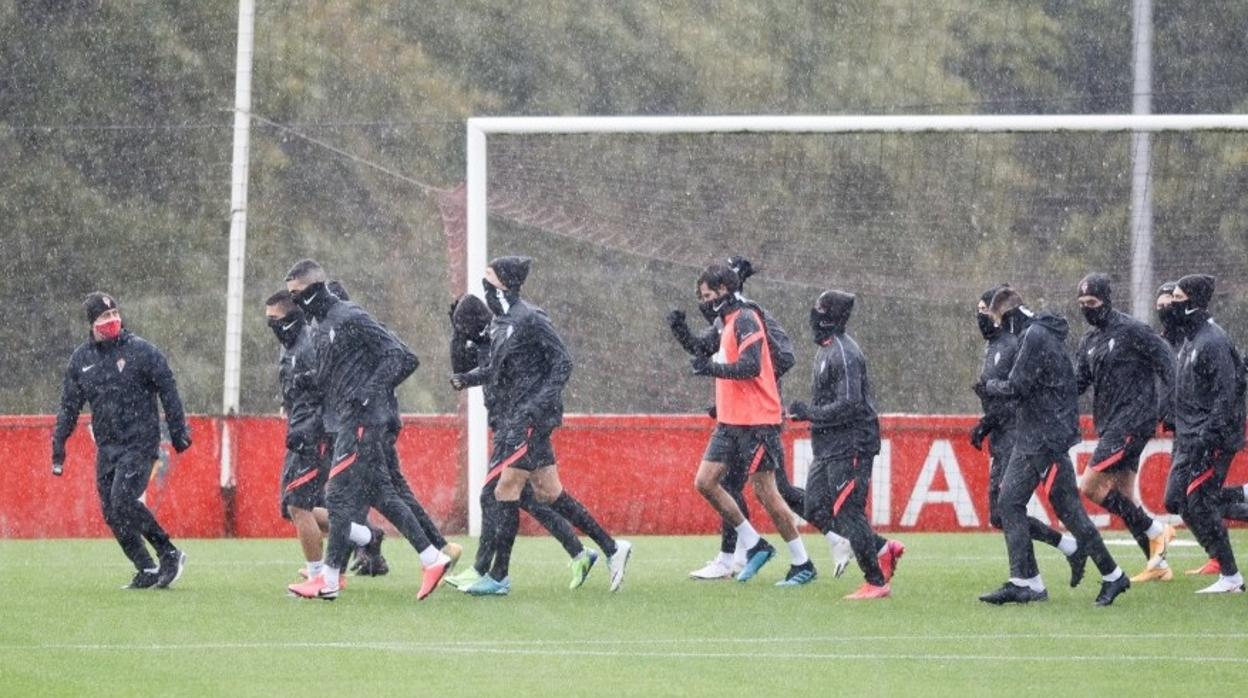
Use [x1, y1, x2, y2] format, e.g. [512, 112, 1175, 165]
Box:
[666, 309, 687, 330]
[690, 355, 712, 376]
[448, 300, 458, 323]
[971, 381, 988, 400]
[52, 460, 63, 477]
[705, 404, 717, 420]
[450, 373, 467, 391]
[172, 432, 192, 454]
[969, 421, 989, 451]
[788, 401, 811, 421]
[284, 430, 308, 453]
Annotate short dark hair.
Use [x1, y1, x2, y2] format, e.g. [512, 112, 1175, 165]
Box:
[285, 258, 325, 283]
[265, 289, 295, 309]
[697, 263, 739, 293]
[989, 286, 1023, 316]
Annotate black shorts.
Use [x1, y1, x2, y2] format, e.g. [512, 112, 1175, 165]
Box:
[280, 438, 330, 519]
[1087, 431, 1151, 474]
[487, 426, 557, 482]
[702, 424, 782, 474]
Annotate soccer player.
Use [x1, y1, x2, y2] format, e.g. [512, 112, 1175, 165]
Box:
[285, 260, 451, 601]
[52, 292, 191, 589]
[970, 286, 1086, 586]
[977, 287, 1129, 606]
[441, 293, 596, 591]
[788, 289, 902, 599]
[265, 291, 334, 583]
[451, 256, 631, 595]
[682, 263, 813, 586]
[1073, 274, 1177, 583]
[1163, 274, 1246, 594]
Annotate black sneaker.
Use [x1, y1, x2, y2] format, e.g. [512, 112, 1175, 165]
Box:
[1067, 544, 1088, 588]
[1094, 574, 1130, 606]
[775, 560, 817, 587]
[123, 569, 160, 590]
[155, 549, 186, 589]
[736, 539, 776, 582]
[979, 582, 1048, 605]
[357, 552, 390, 577]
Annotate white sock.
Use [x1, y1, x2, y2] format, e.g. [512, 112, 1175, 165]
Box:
[348, 522, 372, 546]
[1242, 484, 1248, 497]
[734, 521, 761, 550]
[1145, 520, 1164, 539]
[1156, 559, 1170, 570]
[732, 549, 747, 567]
[825, 531, 848, 548]
[418, 545, 442, 567]
[322, 566, 340, 589]
[716, 552, 734, 567]
[307, 560, 324, 578]
[1010, 575, 1044, 592]
[1103, 567, 1124, 582]
[1058, 534, 1078, 556]
[786, 538, 809, 566]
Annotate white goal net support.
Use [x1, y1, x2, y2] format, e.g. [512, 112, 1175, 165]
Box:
[461, 114, 1248, 534]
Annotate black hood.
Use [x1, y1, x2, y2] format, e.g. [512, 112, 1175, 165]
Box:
[452, 293, 493, 338]
[1177, 273, 1215, 309]
[1030, 312, 1070, 341]
[811, 290, 855, 342]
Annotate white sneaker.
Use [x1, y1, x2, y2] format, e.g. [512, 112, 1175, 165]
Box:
[608, 540, 632, 592]
[1196, 574, 1246, 594]
[689, 559, 734, 580]
[731, 552, 747, 575]
[829, 538, 852, 578]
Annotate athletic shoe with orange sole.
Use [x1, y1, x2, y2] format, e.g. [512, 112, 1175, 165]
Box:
[878, 539, 905, 581]
[844, 583, 891, 600]
[288, 575, 340, 600]
[1129, 565, 1174, 583]
[1187, 558, 1221, 576]
[417, 556, 452, 601]
[1145, 524, 1176, 570]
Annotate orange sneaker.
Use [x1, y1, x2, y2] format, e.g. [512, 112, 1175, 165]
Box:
[417, 556, 452, 601]
[878, 540, 905, 581]
[287, 575, 339, 600]
[844, 583, 891, 600]
[1186, 558, 1221, 576]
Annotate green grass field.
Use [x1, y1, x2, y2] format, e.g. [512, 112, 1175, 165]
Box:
[2, 532, 1247, 697]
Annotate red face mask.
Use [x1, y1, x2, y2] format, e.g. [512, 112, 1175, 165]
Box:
[94, 317, 122, 341]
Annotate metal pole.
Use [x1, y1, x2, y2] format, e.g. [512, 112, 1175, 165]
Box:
[465, 124, 488, 536]
[221, 0, 254, 496]
[222, 0, 255, 417]
[1129, 0, 1154, 321]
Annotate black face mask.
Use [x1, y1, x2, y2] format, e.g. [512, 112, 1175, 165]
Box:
[1169, 299, 1207, 337]
[1156, 303, 1182, 335]
[292, 281, 334, 320]
[809, 308, 843, 343]
[1081, 303, 1112, 328]
[268, 312, 305, 348]
[483, 278, 517, 316]
[697, 299, 717, 324]
[977, 312, 1000, 341]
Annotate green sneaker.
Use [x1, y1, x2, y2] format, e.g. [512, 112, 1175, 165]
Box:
[443, 567, 481, 590]
[568, 549, 599, 590]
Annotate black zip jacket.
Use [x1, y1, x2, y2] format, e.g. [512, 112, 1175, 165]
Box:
[1076, 309, 1175, 438]
[279, 324, 323, 451]
[312, 298, 419, 430]
[1174, 316, 1247, 452]
[807, 333, 880, 460]
[977, 329, 1020, 457]
[459, 299, 571, 433]
[984, 313, 1080, 456]
[52, 330, 188, 463]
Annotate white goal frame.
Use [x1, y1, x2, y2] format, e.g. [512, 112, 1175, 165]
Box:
[463, 113, 1248, 535]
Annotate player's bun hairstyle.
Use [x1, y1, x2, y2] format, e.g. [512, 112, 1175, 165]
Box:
[727, 256, 756, 288]
[988, 285, 1024, 317]
[698, 263, 740, 293]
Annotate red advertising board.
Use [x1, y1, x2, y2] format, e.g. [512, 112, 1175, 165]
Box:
[2, 414, 1245, 538]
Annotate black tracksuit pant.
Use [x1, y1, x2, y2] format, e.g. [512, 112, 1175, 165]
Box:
[324, 425, 433, 570]
[803, 452, 885, 586]
[999, 448, 1116, 581]
[474, 479, 584, 575]
[987, 442, 1064, 549]
[382, 430, 446, 550]
[95, 448, 175, 571]
[1165, 442, 1238, 576]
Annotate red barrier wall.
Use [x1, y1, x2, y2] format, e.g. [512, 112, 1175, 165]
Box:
[2, 414, 1245, 538]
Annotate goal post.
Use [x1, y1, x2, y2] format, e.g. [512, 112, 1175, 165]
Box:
[463, 113, 1248, 536]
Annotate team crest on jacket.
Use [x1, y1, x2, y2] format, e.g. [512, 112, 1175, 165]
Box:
[993, 351, 1001, 365]
[116, 358, 126, 373]
[1108, 338, 1115, 352]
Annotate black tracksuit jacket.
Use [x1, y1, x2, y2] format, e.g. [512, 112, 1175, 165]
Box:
[52, 330, 188, 463]
[977, 329, 1021, 459]
[984, 313, 1080, 456]
[1174, 315, 1246, 452]
[807, 332, 880, 460]
[1076, 309, 1175, 438]
[279, 324, 324, 451]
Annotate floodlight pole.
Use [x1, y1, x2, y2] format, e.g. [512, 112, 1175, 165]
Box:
[221, 0, 255, 490]
[1129, 0, 1155, 322]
